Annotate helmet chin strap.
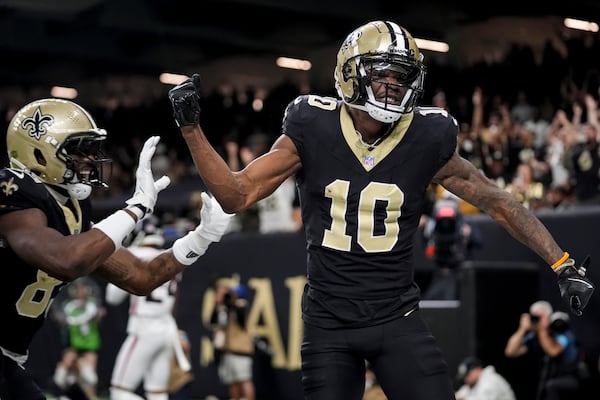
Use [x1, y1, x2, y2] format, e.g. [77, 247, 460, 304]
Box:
[63, 182, 92, 200]
[54, 175, 93, 201]
[10, 156, 92, 200]
[346, 102, 402, 123]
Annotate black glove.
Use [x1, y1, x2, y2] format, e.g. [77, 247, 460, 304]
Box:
[557, 255, 595, 316]
[168, 73, 202, 127]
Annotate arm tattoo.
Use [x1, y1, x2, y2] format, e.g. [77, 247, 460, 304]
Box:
[96, 251, 185, 294]
[438, 155, 564, 265]
[98, 256, 131, 282]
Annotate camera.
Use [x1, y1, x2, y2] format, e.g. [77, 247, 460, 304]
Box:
[223, 292, 234, 307]
[428, 200, 469, 269]
[530, 313, 540, 325]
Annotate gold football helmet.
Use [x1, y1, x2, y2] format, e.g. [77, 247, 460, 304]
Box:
[6, 98, 111, 199]
[334, 20, 426, 123]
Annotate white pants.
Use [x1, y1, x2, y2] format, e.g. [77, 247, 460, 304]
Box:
[110, 333, 174, 392]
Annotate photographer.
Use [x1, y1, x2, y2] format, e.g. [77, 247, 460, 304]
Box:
[505, 301, 582, 400]
[210, 282, 255, 400]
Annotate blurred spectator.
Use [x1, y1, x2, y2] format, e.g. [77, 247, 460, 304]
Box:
[210, 281, 255, 400]
[363, 362, 387, 400]
[506, 163, 546, 210]
[457, 122, 483, 171]
[52, 348, 93, 400]
[225, 132, 301, 233]
[565, 122, 600, 205]
[510, 90, 537, 123]
[52, 278, 105, 400]
[540, 184, 574, 211]
[523, 108, 551, 151]
[454, 356, 516, 400]
[432, 89, 449, 110]
[106, 220, 187, 400]
[472, 88, 513, 185]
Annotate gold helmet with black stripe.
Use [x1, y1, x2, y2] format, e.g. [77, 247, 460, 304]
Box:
[6, 98, 111, 199]
[334, 20, 426, 123]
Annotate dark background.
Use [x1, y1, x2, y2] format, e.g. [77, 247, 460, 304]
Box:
[1, 1, 599, 106]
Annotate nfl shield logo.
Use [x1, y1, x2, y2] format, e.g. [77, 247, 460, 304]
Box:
[364, 155, 375, 168]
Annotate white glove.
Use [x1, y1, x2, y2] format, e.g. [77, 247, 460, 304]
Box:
[197, 192, 234, 242]
[125, 136, 171, 219]
[172, 192, 234, 265]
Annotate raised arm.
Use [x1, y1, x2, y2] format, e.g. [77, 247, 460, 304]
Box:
[168, 74, 301, 213]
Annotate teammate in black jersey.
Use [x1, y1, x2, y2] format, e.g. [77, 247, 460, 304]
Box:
[0, 98, 233, 400]
[168, 20, 595, 400]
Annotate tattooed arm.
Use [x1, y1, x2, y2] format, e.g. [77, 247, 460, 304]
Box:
[432, 153, 565, 270]
[93, 248, 185, 295]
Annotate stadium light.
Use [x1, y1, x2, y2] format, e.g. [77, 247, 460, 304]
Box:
[564, 18, 599, 32]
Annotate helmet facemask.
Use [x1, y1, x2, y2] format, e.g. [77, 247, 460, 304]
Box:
[349, 53, 426, 123]
[57, 131, 112, 199]
[59, 132, 111, 187]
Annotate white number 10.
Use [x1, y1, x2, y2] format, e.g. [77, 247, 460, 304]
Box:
[322, 179, 404, 253]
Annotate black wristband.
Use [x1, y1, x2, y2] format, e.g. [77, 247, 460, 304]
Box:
[126, 204, 148, 220]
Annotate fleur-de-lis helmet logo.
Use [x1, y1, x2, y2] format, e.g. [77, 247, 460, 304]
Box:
[21, 107, 54, 140]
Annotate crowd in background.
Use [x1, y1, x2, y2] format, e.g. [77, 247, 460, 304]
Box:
[1, 37, 600, 234]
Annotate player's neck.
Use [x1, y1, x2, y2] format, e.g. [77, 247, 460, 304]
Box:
[349, 107, 390, 144]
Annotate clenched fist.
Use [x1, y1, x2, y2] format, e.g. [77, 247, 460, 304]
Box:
[168, 74, 202, 127]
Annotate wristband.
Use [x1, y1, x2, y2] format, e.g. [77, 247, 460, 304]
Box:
[125, 204, 147, 221]
[551, 252, 570, 270]
[553, 258, 576, 274]
[92, 210, 136, 252]
[172, 232, 212, 266]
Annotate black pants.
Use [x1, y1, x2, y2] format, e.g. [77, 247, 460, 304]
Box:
[301, 310, 455, 400]
[0, 354, 46, 400]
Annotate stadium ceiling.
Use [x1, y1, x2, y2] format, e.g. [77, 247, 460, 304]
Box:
[0, 0, 599, 98]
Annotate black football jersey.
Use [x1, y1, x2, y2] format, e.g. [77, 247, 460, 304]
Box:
[0, 168, 92, 356]
[283, 95, 458, 327]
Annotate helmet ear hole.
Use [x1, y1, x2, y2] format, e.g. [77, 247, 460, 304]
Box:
[346, 78, 361, 103]
[346, 75, 369, 105]
[34, 148, 47, 166]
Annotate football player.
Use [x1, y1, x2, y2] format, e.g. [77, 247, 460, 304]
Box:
[105, 220, 185, 400]
[0, 98, 233, 400]
[168, 21, 595, 400]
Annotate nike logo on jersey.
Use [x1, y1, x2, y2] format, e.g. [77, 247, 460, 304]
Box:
[7, 169, 25, 179]
[186, 251, 199, 258]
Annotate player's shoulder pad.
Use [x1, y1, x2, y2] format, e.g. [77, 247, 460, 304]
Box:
[0, 168, 40, 194]
[284, 94, 339, 126]
[0, 167, 47, 203]
[414, 106, 458, 128]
